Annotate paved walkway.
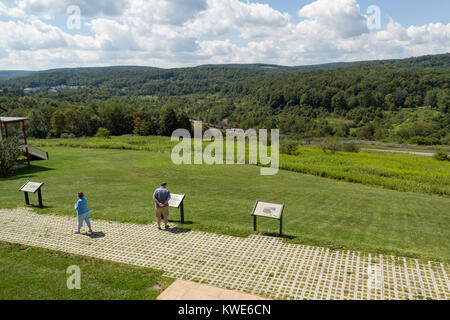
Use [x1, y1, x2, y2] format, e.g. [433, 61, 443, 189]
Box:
[157, 279, 269, 300]
[0, 208, 448, 300]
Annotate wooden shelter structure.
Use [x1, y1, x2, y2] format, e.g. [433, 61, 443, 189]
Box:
[0, 106, 48, 165]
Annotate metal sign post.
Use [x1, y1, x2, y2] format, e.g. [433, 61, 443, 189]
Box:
[168, 194, 186, 223]
[19, 181, 45, 207]
[251, 200, 285, 236]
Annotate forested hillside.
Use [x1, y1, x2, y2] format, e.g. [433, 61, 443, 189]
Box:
[0, 71, 36, 80]
[0, 53, 449, 145]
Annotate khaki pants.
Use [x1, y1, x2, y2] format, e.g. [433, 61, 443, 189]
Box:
[156, 207, 169, 219]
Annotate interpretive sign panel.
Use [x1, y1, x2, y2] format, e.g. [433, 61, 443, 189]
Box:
[19, 181, 44, 207]
[169, 194, 186, 208]
[251, 200, 284, 236]
[19, 181, 44, 194]
[168, 193, 186, 223]
[252, 201, 284, 220]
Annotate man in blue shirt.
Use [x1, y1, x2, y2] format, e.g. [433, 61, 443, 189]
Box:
[153, 182, 171, 230]
[74, 192, 93, 234]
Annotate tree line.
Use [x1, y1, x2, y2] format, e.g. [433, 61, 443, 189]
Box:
[0, 53, 449, 145]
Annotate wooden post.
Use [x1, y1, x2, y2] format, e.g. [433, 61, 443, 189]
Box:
[4, 122, 8, 138]
[279, 215, 283, 236]
[24, 192, 30, 205]
[37, 189, 43, 207]
[22, 120, 27, 145]
[26, 147, 31, 166]
[252, 200, 258, 232]
[180, 202, 185, 223]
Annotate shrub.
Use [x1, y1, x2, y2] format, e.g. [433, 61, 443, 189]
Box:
[441, 133, 450, 146]
[409, 136, 440, 146]
[0, 137, 23, 177]
[95, 128, 111, 139]
[319, 139, 342, 153]
[280, 141, 299, 155]
[342, 143, 360, 153]
[434, 150, 449, 161]
[61, 133, 76, 139]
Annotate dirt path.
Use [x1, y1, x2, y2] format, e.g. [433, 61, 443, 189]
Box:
[0, 208, 448, 300]
[362, 148, 436, 157]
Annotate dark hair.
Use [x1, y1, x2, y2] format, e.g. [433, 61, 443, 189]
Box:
[161, 182, 167, 187]
[78, 192, 84, 199]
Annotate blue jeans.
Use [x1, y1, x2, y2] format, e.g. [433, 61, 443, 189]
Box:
[77, 213, 91, 229]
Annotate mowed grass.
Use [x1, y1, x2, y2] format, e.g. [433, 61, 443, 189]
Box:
[31, 136, 450, 196]
[0, 242, 173, 300]
[1, 146, 449, 262]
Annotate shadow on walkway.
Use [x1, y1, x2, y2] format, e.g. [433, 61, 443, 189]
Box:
[27, 205, 53, 210]
[261, 231, 296, 240]
[163, 227, 191, 235]
[168, 220, 194, 225]
[84, 231, 106, 239]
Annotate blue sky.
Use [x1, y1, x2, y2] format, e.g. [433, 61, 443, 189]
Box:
[0, 0, 449, 70]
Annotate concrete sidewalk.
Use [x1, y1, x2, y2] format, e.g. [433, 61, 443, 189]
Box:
[157, 279, 270, 300]
[0, 208, 448, 300]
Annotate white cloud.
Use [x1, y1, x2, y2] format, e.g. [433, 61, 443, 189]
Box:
[126, 0, 207, 26]
[185, 0, 290, 37]
[0, 2, 28, 19]
[0, 0, 449, 70]
[0, 19, 68, 51]
[88, 19, 139, 51]
[18, 0, 130, 17]
[298, 0, 368, 38]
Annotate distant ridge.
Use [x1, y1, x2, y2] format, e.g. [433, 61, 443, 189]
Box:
[0, 70, 36, 80]
[1, 52, 449, 79]
[196, 53, 450, 72]
[0, 52, 448, 88]
[41, 66, 161, 73]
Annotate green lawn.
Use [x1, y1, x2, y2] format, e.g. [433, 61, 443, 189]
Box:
[1, 145, 449, 262]
[31, 136, 450, 196]
[0, 242, 173, 300]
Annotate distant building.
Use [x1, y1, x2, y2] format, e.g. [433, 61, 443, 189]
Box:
[23, 87, 41, 94]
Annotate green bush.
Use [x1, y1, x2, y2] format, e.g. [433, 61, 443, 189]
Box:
[342, 144, 360, 153]
[441, 133, 450, 146]
[95, 128, 111, 139]
[319, 139, 342, 154]
[434, 150, 449, 161]
[60, 133, 76, 139]
[280, 141, 299, 155]
[0, 137, 23, 177]
[409, 136, 441, 146]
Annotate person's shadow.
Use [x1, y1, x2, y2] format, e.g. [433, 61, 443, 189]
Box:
[168, 219, 193, 225]
[163, 227, 190, 234]
[84, 231, 106, 239]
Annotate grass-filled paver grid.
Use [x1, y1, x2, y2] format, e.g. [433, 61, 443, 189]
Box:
[0, 208, 448, 300]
